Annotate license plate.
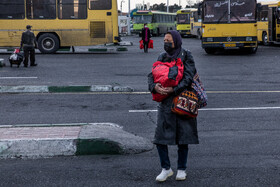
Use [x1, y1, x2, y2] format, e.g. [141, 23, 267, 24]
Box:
[224, 43, 236, 48]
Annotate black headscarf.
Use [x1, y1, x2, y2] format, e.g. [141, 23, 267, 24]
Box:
[165, 30, 182, 59]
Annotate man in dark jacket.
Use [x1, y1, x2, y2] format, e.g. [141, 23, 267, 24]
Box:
[141, 23, 151, 53]
[20, 25, 38, 67]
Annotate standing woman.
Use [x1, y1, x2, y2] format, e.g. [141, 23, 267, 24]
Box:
[148, 30, 199, 182]
[141, 23, 151, 53]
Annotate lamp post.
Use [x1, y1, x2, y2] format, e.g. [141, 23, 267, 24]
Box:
[121, 0, 125, 16]
[128, 0, 131, 35]
[167, 0, 169, 12]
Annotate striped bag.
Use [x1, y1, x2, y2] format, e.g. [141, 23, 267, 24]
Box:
[192, 73, 208, 108]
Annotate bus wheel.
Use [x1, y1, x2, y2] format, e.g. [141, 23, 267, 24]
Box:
[38, 33, 60, 54]
[204, 48, 217, 54]
[262, 32, 270, 46]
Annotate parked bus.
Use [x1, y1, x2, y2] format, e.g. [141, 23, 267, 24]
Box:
[176, 8, 197, 37]
[190, 9, 202, 39]
[0, 0, 119, 53]
[132, 10, 176, 36]
[201, 0, 258, 54]
[257, 1, 280, 45]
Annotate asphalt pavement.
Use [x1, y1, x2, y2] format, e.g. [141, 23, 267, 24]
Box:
[0, 35, 280, 186]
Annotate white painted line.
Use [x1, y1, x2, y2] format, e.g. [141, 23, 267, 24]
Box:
[129, 110, 157, 113]
[99, 91, 280, 95]
[0, 77, 38, 79]
[129, 106, 280, 113]
[199, 107, 280, 111]
[207, 91, 280, 93]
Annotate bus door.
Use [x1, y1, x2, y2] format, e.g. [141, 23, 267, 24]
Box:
[268, 7, 276, 42]
[276, 7, 280, 41]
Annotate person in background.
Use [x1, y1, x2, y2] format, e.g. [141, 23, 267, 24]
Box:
[20, 25, 38, 67]
[148, 30, 199, 182]
[141, 23, 151, 53]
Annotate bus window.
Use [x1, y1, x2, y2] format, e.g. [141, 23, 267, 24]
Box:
[230, 0, 256, 22]
[194, 12, 198, 22]
[0, 0, 24, 19]
[133, 15, 152, 23]
[177, 14, 190, 24]
[164, 15, 167, 23]
[277, 8, 280, 24]
[204, 0, 228, 23]
[89, 0, 112, 10]
[58, 0, 87, 19]
[152, 15, 156, 23]
[260, 10, 268, 21]
[26, 0, 56, 19]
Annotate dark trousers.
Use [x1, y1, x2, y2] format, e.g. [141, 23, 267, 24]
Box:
[156, 144, 189, 170]
[23, 46, 35, 66]
[143, 41, 149, 53]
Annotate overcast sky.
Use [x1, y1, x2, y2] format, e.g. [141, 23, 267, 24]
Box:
[118, 0, 275, 13]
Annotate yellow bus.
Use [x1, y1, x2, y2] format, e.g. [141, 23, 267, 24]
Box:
[0, 0, 119, 53]
[257, 1, 280, 45]
[201, 0, 258, 54]
[176, 8, 197, 37]
[190, 9, 202, 39]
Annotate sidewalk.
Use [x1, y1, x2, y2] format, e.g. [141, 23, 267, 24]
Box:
[0, 123, 153, 159]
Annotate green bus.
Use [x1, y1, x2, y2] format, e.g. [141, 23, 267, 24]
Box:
[132, 10, 176, 36]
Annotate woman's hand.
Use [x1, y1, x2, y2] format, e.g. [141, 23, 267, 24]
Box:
[155, 83, 166, 95]
[162, 87, 174, 94]
[155, 83, 174, 95]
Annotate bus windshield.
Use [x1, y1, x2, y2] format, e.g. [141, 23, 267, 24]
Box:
[204, 0, 256, 23]
[177, 14, 190, 24]
[133, 15, 152, 24]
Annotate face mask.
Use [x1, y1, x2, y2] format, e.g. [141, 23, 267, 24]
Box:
[164, 42, 173, 53]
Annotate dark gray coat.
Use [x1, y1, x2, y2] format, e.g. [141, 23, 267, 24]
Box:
[148, 48, 199, 145]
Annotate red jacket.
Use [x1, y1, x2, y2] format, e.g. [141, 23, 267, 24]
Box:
[152, 58, 184, 102]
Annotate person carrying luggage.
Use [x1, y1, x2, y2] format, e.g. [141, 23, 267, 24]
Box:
[141, 23, 151, 53]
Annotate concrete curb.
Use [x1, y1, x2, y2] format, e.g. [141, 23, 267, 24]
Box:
[0, 85, 134, 93]
[0, 123, 153, 159]
[0, 43, 130, 54]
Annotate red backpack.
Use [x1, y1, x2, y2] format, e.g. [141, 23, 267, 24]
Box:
[152, 58, 184, 102]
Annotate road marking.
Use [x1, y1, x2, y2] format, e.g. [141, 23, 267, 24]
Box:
[71, 91, 280, 95]
[206, 91, 280, 93]
[129, 106, 280, 113]
[0, 77, 38, 79]
[107, 91, 280, 94]
[47, 90, 280, 95]
[3, 90, 280, 95]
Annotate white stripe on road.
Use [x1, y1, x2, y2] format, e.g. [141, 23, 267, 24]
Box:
[0, 77, 38, 79]
[129, 106, 280, 113]
[108, 91, 280, 95]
